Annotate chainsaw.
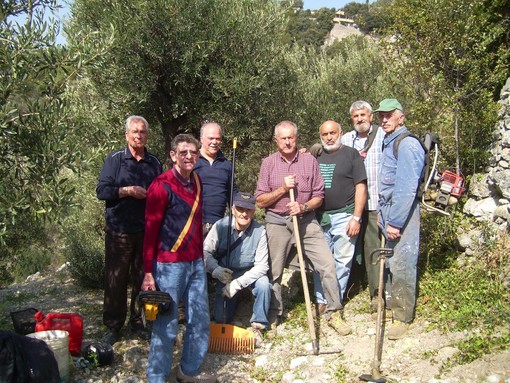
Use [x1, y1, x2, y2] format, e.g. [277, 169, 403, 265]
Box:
[136, 291, 173, 328]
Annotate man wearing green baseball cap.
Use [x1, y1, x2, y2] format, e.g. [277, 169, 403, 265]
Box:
[374, 98, 404, 113]
[375, 98, 425, 340]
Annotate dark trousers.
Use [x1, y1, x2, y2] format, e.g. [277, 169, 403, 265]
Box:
[103, 226, 145, 331]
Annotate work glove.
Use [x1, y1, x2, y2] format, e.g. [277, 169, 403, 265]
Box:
[212, 266, 233, 284]
[222, 279, 242, 299]
[309, 143, 323, 158]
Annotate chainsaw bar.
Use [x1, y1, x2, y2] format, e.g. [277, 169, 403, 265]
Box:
[137, 291, 173, 305]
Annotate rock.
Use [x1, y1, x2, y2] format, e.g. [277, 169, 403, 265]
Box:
[289, 356, 307, 369]
[492, 169, 510, 199]
[463, 198, 497, 221]
[494, 205, 510, 221]
[469, 173, 492, 199]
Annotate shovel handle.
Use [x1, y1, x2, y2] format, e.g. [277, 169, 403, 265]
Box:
[289, 189, 318, 354]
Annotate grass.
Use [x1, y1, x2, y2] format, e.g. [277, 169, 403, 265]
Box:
[417, 221, 510, 374]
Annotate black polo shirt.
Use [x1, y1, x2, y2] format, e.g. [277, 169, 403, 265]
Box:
[96, 146, 162, 233]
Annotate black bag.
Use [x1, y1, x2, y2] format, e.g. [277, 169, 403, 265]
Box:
[10, 308, 38, 335]
[0, 331, 60, 383]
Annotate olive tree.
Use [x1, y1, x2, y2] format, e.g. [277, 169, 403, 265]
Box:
[68, 0, 300, 157]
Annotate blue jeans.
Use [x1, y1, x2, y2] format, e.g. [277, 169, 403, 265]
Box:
[313, 211, 358, 304]
[213, 275, 271, 329]
[147, 260, 210, 383]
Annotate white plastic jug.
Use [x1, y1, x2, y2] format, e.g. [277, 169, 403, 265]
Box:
[27, 329, 70, 382]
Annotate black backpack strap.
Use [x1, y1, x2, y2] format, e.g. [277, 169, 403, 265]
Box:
[362, 125, 379, 153]
[393, 131, 426, 160]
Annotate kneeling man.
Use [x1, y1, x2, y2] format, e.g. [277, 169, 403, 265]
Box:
[204, 192, 271, 340]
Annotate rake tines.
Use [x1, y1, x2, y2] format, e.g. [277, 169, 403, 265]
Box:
[208, 323, 255, 354]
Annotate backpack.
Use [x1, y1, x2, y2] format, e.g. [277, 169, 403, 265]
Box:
[393, 131, 439, 198]
[0, 331, 60, 383]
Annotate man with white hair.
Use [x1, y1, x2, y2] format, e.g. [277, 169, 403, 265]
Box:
[375, 98, 425, 339]
[342, 101, 385, 310]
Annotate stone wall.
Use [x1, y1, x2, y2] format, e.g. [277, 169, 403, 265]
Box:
[458, 77, 510, 255]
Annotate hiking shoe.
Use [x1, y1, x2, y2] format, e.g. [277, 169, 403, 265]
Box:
[371, 309, 393, 321]
[102, 328, 120, 345]
[326, 311, 352, 336]
[176, 365, 217, 383]
[387, 320, 410, 340]
[248, 324, 264, 348]
[315, 303, 327, 317]
[268, 311, 282, 329]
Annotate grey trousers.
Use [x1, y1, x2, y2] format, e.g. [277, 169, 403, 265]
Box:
[362, 210, 383, 298]
[266, 219, 342, 316]
[384, 200, 421, 323]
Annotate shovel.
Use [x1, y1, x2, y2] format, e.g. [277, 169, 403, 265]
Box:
[360, 238, 393, 382]
[289, 188, 319, 355]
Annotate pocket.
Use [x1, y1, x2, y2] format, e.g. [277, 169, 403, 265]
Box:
[381, 161, 397, 186]
[296, 173, 312, 193]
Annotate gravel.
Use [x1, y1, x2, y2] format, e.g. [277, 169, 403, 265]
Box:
[1, 265, 509, 383]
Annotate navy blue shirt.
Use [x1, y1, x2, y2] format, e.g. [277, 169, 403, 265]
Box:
[96, 146, 163, 233]
[194, 150, 238, 224]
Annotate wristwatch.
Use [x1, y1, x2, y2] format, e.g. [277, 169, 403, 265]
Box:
[303, 203, 310, 213]
[352, 215, 362, 223]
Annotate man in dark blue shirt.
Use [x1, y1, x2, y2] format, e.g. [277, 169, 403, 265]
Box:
[96, 115, 162, 344]
[194, 121, 238, 237]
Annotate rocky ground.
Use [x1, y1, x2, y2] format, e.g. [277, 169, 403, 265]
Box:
[1, 265, 509, 383]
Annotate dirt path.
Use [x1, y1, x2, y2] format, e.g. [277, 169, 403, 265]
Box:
[1, 267, 509, 382]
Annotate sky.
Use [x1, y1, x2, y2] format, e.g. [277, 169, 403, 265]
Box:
[303, 0, 355, 10]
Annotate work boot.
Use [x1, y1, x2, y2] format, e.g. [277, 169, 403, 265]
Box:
[176, 365, 217, 383]
[387, 320, 410, 340]
[326, 311, 352, 336]
[102, 328, 120, 345]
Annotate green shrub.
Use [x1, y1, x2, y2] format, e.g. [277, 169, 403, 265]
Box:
[0, 214, 54, 286]
[62, 174, 105, 289]
[64, 226, 105, 289]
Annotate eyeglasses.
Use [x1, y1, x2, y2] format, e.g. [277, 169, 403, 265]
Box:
[174, 150, 198, 158]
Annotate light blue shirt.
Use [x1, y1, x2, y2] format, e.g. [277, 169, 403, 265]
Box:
[378, 126, 425, 229]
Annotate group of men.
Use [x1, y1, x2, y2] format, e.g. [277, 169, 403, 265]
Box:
[96, 98, 425, 383]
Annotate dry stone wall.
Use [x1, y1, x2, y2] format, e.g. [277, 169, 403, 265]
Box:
[459, 77, 510, 262]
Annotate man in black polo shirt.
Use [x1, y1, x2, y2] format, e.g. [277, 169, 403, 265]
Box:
[96, 115, 162, 344]
[194, 120, 238, 237]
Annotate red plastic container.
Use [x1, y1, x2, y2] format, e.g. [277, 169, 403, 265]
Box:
[34, 311, 83, 356]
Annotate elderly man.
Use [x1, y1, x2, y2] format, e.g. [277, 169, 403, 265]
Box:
[204, 192, 271, 344]
[375, 99, 425, 340]
[255, 120, 347, 335]
[312, 120, 367, 328]
[142, 134, 216, 383]
[96, 115, 162, 345]
[194, 120, 238, 237]
[342, 101, 385, 310]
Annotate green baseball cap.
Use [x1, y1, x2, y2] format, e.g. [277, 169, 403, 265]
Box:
[374, 98, 404, 112]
